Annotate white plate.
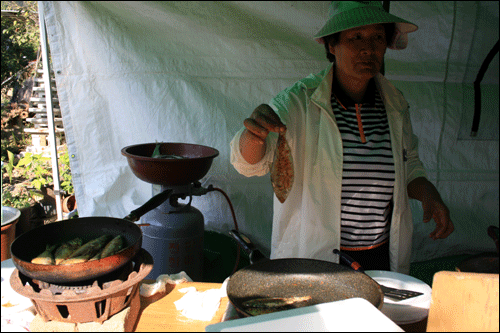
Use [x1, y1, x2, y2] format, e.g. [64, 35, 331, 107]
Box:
[206, 298, 403, 332]
[365, 270, 432, 325]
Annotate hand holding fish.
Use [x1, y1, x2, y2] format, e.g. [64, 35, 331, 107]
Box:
[240, 104, 286, 164]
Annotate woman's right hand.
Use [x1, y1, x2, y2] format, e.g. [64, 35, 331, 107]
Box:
[239, 104, 286, 164]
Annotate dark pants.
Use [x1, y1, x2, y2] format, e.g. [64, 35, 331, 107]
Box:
[341, 241, 391, 271]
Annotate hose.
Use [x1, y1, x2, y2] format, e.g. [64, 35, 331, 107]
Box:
[212, 187, 241, 276]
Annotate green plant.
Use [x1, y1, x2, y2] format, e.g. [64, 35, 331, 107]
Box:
[1, 1, 40, 89]
[15, 152, 53, 190]
[4, 150, 15, 183]
[1, 105, 33, 161]
[2, 187, 30, 208]
[1, 184, 40, 208]
[59, 150, 74, 195]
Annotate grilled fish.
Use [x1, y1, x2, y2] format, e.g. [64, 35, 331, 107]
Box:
[242, 296, 312, 309]
[89, 252, 101, 261]
[31, 244, 58, 265]
[54, 238, 83, 265]
[245, 308, 281, 316]
[59, 235, 112, 265]
[270, 130, 294, 203]
[100, 235, 126, 259]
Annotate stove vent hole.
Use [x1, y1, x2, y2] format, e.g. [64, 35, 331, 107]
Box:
[56, 305, 70, 319]
[95, 299, 107, 318]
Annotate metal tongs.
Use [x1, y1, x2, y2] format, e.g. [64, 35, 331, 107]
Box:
[333, 249, 424, 301]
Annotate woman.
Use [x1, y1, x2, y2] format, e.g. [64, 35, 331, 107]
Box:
[230, 1, 453, 273]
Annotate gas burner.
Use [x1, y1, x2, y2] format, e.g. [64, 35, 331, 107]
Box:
[10, 248, 153, 324]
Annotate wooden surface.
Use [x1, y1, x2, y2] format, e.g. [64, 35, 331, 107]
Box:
[426, 271, 499, 332]
[134, 281, 229, 332]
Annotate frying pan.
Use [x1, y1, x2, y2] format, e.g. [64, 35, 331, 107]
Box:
[10, 188, 174, 284]
[227, 230, 384, 317]
[121, 142, 219, 186]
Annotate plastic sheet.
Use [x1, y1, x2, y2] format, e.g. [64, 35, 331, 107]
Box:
[41, 1, 498, 263]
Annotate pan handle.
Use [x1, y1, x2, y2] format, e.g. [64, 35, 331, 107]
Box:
[124, 189, 174, 222]
[229, 230, 267, 264]
[333, 249, 365, 273]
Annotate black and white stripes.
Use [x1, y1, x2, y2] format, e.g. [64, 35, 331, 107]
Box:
[332, 86, 395, 250]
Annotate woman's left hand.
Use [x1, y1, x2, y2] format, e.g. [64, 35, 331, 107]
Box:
[421, 192, 454, 240]
[407, 177, 454, 240]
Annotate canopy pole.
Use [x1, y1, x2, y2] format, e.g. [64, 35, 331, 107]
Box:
[38, 4, 63, 221]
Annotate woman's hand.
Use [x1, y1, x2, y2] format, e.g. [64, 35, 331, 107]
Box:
[407, 177, 454, 240]
[239, 104, 286, 164]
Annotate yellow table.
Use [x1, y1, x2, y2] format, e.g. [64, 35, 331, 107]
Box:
[134, 280, 427, 332]
[134, 281, 228, 332]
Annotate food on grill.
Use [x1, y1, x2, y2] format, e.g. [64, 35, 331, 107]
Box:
[271, 131, 294, 203]
[242, 295, 312, 308]
[54, 238, 83, 265]
[59, 235, 112, 265]
[30, 234, 128, 266]
[242, 296, 312, 315]
[98, 235, 126, 259]
[31, 244, 58, 265]
[89, 252, 101, 261]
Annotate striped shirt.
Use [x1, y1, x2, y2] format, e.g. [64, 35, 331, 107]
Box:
[331, 78, 395, 251]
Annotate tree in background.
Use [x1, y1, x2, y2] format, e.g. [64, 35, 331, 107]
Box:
[1, 1, 40, 99]
[1, 1, 40, 161]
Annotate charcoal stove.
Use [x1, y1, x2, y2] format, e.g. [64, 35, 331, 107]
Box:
[10, 248, 153, 325]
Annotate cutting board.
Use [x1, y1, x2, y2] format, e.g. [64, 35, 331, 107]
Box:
[136, 282, 229, 332]
[427, 271, 499, 332]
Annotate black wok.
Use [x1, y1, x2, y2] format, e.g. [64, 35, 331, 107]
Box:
[227, 230, 384, 317]
[10, 188, 174, 284]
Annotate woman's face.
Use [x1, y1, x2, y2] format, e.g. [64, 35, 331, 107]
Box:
[329, 24, 387, 81]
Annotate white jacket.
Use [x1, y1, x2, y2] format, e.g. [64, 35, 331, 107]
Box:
[230, 63, 427, 274]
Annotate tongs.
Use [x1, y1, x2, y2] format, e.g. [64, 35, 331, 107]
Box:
[333, 249, 424, 301]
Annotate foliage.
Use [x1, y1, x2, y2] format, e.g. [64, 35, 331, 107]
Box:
[13, 149, 73, 194]
[1, 2, 75, 211]
[1, 1, 39, 91]
[16, 152, 53, 190]
[4, 150, 15, 183]
[2, 146, 74, 208]
[1, 120, 31, 161]
[59, 150, 74, 195]
[1, 184, 38, 208]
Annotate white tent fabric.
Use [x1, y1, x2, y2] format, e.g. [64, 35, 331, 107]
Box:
[41, 1, 498, 263]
